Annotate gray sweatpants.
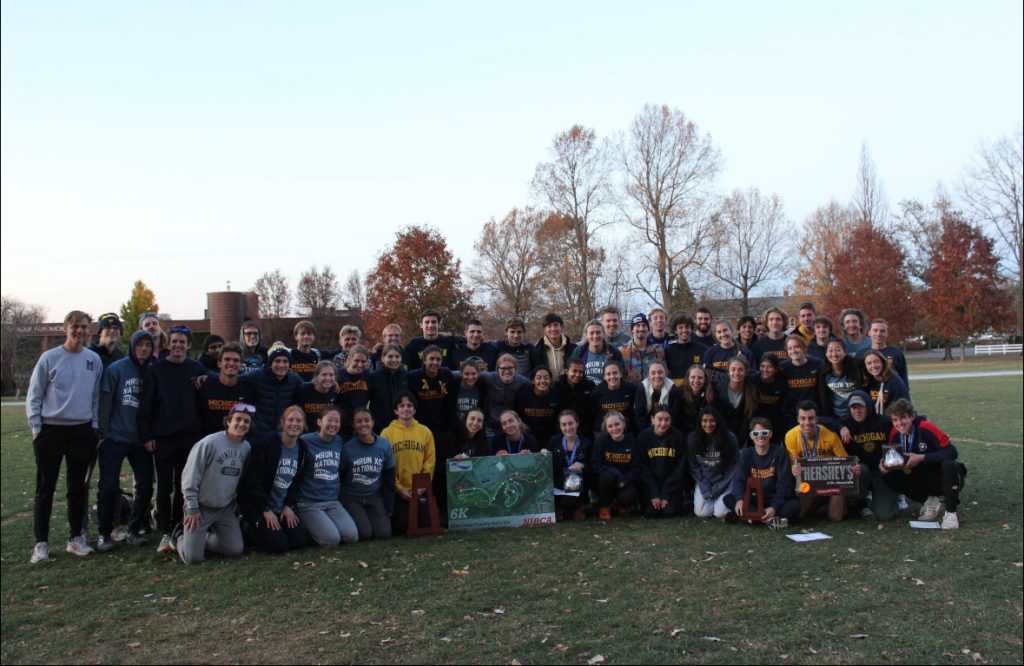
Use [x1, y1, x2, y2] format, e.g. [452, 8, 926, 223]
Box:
[297, 501, 359, 546]
[178, 505, 244, 564]
[342, 496, 392, 541]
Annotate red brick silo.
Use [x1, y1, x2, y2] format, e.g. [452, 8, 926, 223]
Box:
[207, 291, 260, 342]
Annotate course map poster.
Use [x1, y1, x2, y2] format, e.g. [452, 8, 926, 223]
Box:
[446, 453, 556, 530]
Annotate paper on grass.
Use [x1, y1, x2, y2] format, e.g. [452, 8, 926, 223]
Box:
[552, 489, 580, 497]
[909, 521, 941, 529]
[786, 532, 832, 542]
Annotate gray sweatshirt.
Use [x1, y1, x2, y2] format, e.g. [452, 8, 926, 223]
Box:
[26, 345, 103, 435]
[181, 431, 251, 514]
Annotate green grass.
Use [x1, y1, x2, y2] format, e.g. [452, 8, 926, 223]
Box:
[2, 376, 1022, 665]
[907, 355, 1023, 375]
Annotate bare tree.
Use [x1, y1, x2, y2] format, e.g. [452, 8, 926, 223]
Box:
[894, 193, 952, 283]
[1, 295, 47, 397]
[620, 104, 722, 313]
[469, 208, 544, 321]
[531, 124, 613, 320]
[853, 142, 889, 227]
[252, 269, 292, 318]
[708, 188, 791, 315]
[296, 265, 341, 319]
[341, 270, 366, 313]
[960, 125, 1023, 305]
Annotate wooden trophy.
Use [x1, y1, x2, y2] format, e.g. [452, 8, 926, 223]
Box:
[741, 477, 767, 523]
[407, 472, 444, 538]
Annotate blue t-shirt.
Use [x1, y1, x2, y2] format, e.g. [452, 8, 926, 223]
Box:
[340, 435, 396, 501]
[294, 432, 343, 505]
[267, 443, 300, 514]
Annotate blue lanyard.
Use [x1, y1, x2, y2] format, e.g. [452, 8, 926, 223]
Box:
[506, 434, 524, 454]
[562, 436, 580, 467]
[900, 425, 916, 454]
[801, 427, 819, 459]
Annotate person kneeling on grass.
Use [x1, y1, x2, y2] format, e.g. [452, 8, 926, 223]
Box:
[784, 400, 860, 523]
[880, 398, 966, 530]
[239, 405, 309, 554]
[292, 406, 359, 546]
[341, 408, 397, 541]
[686, 406, 739, 519]
[178, 403, 254, 564]
[634, 406, 690, 519]
[725, 417, 799, 530]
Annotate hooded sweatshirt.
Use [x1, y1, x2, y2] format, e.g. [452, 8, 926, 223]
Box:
[99, 330, 155, 443]
[239, 321, 267, 372]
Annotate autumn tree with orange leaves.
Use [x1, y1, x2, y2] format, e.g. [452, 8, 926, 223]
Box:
[364, 225, 476, 341]
[823, 220, 915, 340]
[794, 200, 855, 305]
[922, 211, 1015, 361]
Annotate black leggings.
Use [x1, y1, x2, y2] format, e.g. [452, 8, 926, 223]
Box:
[33, 424, 97, 542]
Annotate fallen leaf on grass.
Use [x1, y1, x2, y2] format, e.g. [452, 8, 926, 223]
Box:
[912, 578, 925, 586]
[440, 637, 451, 643]
[411, 610, 425, 617]
[357, 560, 368, 569]
[379, 638, 394, 646]
[1005, 637, 1023, 646]
[509, 660, 522, 666]
[493, 608, 506, 614]
[703, 636, 721, 642]
[808, 647, 818, 654]
[850, 634, 869, 639]
[855, 530, 865, 535]
[244, 625, 260, 636]
[451, 568, 470, 576]
[463, 615, 474, 621]
[339, 632, 351, 638]
[596, 599, 608, 603]
[671, 628, 686, 637]
[587, 655, 605, 665]
[318, 630, 330, 635]
[128, 642, 141, 649]
[552, 644, 568, 652]
[903, 559, 915, 562]
[847, 548, 857, 554]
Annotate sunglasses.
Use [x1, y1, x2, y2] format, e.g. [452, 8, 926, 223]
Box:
[750, 429, 772, 437]
[169, 325, 191, 335]
[229, 403, 257, 415]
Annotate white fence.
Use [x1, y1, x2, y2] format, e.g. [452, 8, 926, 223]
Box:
[974, 343, 1024, 355]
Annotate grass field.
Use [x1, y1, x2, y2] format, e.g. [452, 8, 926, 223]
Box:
[1, 373, 1021, 665]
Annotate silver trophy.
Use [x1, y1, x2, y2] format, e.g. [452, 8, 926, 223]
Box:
[563, 472, 582, 492]
[883, 446, 907, 469]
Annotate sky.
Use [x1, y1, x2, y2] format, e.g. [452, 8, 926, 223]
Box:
[2, 1, 1022, 321]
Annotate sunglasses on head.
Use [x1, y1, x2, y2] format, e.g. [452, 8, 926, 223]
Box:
[750, 429, 772, 437]
[229, 403, 256, 415]
[169, 325, 191, 335]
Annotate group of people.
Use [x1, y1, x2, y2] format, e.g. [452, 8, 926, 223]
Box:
[25, 301, 967, 565]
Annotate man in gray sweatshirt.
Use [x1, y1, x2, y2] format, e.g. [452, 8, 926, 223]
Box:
[26, 310, 103, 563]
[178, 403, 253, 564]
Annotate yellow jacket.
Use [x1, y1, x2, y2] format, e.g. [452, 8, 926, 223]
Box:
[784, 425, 848, 462]
[380, 418, 436, 494]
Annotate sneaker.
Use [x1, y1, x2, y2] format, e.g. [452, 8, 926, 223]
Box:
[897, 495, 909, 511]
[597, 507, 612, 521]
[156, 534, 173, 553]
[66, 535, 94, 556]
[919, 496, 942, 521]
[97, 535, 115, 552]
[111, 526, 129, 542]
[860, 506, 876, 520]
[169, 524, 183, 552]
[765, 516, 788, 532]
[724, 510, 738, 524]
[941, 511, 959, 530]
[126, 532, 149, 548]
[29, 542, 49, 564]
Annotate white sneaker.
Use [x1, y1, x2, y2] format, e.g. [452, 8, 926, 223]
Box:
[66, 535, 94, 556]
[918, 496, 942, 521]
[29, 542, 49, 563]
[111, 526, 129, 542]
[156, 534, 173, 553]
[941, 511, 959, 530]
